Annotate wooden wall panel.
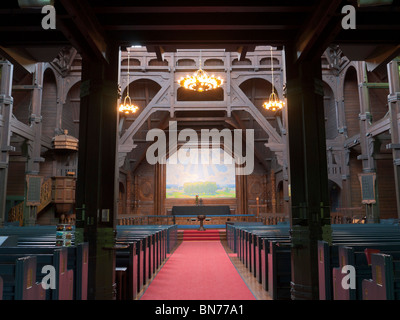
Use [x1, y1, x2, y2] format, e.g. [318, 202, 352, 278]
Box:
[324, 83, 338, 140]
[62, 82, 80, 138]
[376, 159, 397, 219]
[41, 70, 58, 138]
[6, 161, 25, 196]
[12, 91, 31, 126]
[344, 68, 360, 138]
[368, 71, 389, 123]
[39, 159, 54, 179]
[349, 152, 362, 208]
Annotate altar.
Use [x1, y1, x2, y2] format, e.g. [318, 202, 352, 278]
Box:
[171, 205, 231, 216]
[169, 206, 253, 228]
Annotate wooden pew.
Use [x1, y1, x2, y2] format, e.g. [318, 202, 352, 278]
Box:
[268, 241, 291, 300]
[0, 247, 73, 300]
[116, 225, 177, 294]
[332, 246, 400, 300]
[362, 253, 400, 300]
[115, 242, 138, 300]
[229, 223, 400, 300]
[0, 255, 45, 300]
[318, 241, 400, 300]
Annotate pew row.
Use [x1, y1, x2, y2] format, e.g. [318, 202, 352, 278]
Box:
[362, 252, 400, 300]
[0, 255, 45, 300]
[0, 226, 88, 300]
[227, 222, 400, 300]
[114, 225, 178, 299]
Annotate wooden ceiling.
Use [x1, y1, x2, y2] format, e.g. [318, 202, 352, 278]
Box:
[1, 0, 400, 68]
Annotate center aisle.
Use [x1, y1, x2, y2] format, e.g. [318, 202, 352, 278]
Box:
[140, 241, 257, 300]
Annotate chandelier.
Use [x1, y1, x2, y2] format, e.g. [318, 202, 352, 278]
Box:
[119, 49, 139, 115]
[178, 54, 223, 92]
[262, 47, 285, 112]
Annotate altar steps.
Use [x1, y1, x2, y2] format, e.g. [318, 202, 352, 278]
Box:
[178, 229, 226, 242]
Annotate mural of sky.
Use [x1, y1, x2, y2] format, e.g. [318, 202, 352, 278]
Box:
[166, 148, 236, 198]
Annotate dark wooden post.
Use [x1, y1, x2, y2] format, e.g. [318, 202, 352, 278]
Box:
[0, 60, 14, 226]
[285, 47, 332, 300]
[75, 44, 120, 300]
[387, 59, 400, 219]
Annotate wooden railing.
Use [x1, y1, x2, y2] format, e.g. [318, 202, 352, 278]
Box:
[8, 201, 24, 226]
[331, 207, 365, 224]
[117, 215, 176, 226]
[8, 178, 53, 226]
[37, 178, 52, 214]
[255, 212, 289, 225]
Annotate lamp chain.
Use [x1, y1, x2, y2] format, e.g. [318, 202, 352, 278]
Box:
[270, 46, 274, 95]
[127, 49, 130, 98]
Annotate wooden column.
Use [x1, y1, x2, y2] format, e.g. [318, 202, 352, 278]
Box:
[270, 170, 277, 214]
[154, 162, 165, 215]
[24, 63, 44, 226]
[387, 59, 400, 219]
[0, 60, 14, 226]
[285, 48, 332, 300]
[75, 45, 120, 300]
[357, 62, 379, 223]
[236, 172, 248, 214]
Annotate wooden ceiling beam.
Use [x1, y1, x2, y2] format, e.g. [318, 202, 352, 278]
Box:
[294, 0, 343, 63]
[92, 6, 315, 14]
[57, 0, 109, 63]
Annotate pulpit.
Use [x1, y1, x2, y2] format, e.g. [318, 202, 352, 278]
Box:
[197, 215, 206, 231]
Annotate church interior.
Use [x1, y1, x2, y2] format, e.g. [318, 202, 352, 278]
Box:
[0, 0, 400, 305]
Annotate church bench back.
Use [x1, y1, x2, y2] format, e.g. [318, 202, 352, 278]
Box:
[0, 255, 45, 300]
[362, 253, 400, 300]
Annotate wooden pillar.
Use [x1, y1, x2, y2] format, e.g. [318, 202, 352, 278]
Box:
[270, 170, 277, 214]
[336, 76, 353, 210]
[285, 47, 332, 300]
[387, 59, 400, 219]
[126, 171, 133, 215]
[23, 63, 44, 226]
[236, 172, 248, 214]
[75, 45, 120, 300]
[154, 162, 165, 215]
[0, 60, 14, 226]
[357, 62, 379, 223]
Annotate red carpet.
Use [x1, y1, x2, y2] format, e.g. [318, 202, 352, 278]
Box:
[140, 241, 256, 300]
[182, 229, 222, 241]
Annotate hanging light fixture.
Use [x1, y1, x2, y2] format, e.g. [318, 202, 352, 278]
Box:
[178, 51, 223, 92]
[262, 47, 285, 112]
[119, 48, 139, 115]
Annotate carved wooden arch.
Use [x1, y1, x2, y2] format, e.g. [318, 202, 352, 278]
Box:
[329, 176, 343, 190]
[203, 58, 224, 66]
[119, 76, 166, 96]
[41, 65, 60, 135]
[62, 77, 81, 104]
[43, 63, 61, 99]
[175, 58, 196, 67]
[321, 76, 337, 97]
[259, 57, 281, 66]
[121, 57, 141, 66]
[235, 75, 284, 98]
[232, 57, 252, 65]
[339, 61, 359, 102]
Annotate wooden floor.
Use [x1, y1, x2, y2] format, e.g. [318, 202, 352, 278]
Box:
[137, 239, 272, 300]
